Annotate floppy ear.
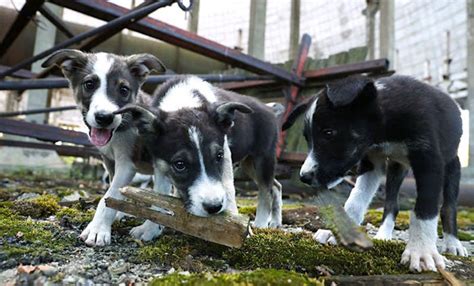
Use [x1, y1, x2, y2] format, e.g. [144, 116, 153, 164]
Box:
[326, 76, 377, 107]
[113, 104, 161, 135]
[282, 96, 316, 131]
[126, 54, 166, 82]
[41, 49, 87, 77]
[214, 102, 253, 130]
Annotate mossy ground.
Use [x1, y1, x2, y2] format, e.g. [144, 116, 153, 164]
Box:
[150, 269, 324, 286]
[365, 209, 474, 241]
[0, 173, 473, 284]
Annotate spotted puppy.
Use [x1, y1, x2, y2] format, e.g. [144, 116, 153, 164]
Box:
[116, 76, 282, 227]
[42, 49, 169, 246]
[283, 75, 468, 272]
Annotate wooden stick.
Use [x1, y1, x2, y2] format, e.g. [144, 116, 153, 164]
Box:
[438, 266, 465, 286]
[105, 186, 250, 248]
[314, 189, 373, 252]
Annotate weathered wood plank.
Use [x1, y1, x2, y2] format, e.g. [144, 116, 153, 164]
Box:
[105, 186, 250, 248]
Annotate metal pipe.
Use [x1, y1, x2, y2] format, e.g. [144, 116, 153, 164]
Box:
[0, 0, 175, 79]
[0, 105, 77, 117]
[0, 74, 275, 90]
[38, 5, 75, 39]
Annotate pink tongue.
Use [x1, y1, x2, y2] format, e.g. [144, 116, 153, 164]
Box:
[90, 128, 112, 146]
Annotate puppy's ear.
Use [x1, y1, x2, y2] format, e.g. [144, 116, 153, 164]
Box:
[114, 104, 163, 135]
[326, 76, 377, 107]
[282, 96, 316, 131]
[213, 102, 253, 131]
[126, 54, 166, 82]
[41, 49, 87, 78]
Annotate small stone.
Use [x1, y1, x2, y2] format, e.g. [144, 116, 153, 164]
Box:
[108, 259, 128, 275]
[470, 240, 474, 245]
[37, 265, 58, 277]
[63, 275, 78, 284]
[16, 193, 40, 201]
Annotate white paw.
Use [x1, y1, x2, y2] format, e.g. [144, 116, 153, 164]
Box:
[80, 222, 112, 246]
[373, 229, 392, 240]
[313, 229, 337, 245]
[441, 235, 468, 257]
[401, 244, 446, 272]
[253, 219, 270, 228]
[130, 220, 164, 241]
[269, 219, 281, 228]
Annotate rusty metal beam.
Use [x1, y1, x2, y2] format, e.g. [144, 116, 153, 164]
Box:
[0, 139, 100, 158]
[38, 5, 75, 38]
[0, 0, 46, 57]
[0, 105, 77, 117]
[0, 74, 275, 90]
[276, 34, 311, 157]
[220, 59, 390, 91]
[49, 0, 303, 85]
[0, 0, 175, 79]
[0, 118, 91, 146]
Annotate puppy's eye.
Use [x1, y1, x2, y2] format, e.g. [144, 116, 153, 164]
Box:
[173, 160, 186, 172]
[322, 129, 337, 137]
[119, 86, 130, 97]
[83, 80, 95, 91]
[216, 151, 224, 162]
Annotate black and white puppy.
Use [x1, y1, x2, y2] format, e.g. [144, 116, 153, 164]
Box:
[283, 75, 468, 272]
[116, 76, 282, 227]
[42, 49, 170, 246]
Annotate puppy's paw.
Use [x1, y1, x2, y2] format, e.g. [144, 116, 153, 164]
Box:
[80, 222, 111, 246]
[401, 244, 445, 272]
[373, 229, 392, 240]
[313, 229, 337, 245]
[130, 220, 164, 241]
[252, 219, 270, 228]
[441, 235, 468, 257]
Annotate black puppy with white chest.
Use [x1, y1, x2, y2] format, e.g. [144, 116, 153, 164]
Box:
[283, 75, 468, 272]
[117, 76, 282, 227]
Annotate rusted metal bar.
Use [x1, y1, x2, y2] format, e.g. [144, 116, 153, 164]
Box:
[38, 5, 75, 38]
[278, 151, 307, 165]
[49, 0, 303, 85]
[0, 0, 46, 57]
[0, 139, 100, 158]
[0, 105, 77, 117]
[276, 34, 312, 157]
[304, 58, 389, 81]
[0, 74, 275, 90]
[0, 118, 91, 146]
[0, 0, 175, 79]
[0, 65, 41, 79]
[220, 59, 390, 91]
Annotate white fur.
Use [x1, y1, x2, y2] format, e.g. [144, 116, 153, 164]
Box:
[187, 126, 227, 216]
[85, 53, 122, 130]
[327, 177, 343, 189]
[441, 233, 468, 257]
[374, 80, 387, 90]
[300, 149, 318, 177]
[313, 229, 337, 245]
[401, 213, 445, 272]
[344, 168, 384, 225]
[306, 98, 318, 126]
[160, 77, 217, 112]
[374, 213, 395, 240]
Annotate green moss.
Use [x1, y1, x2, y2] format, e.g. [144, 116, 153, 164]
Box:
[0, 205, 75, 260]
[150, 269, 324, 286]
[366, 208, 474, 233]
[238, 203, 304, 216]
[56, 207, 95, 225]
[238, 206, 257, 216]
[224, 229, 407, 276]
[365, 210, 410, 230]
[12, 194, 61, 218]
[136, 229, 408, 276]
[457, 230, 474, 241]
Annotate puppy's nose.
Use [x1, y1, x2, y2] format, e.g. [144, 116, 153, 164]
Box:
[203, 201, 223, 214]
[300, 172, 314, 185]
[95, 112, 114, 127]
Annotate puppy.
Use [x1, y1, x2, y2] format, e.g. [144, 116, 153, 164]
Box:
[42, 49, 170, 246]
[283, 75, 467, 272]
[116, 76, 282, 227]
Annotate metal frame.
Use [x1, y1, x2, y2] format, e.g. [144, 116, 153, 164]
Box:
[0, 0, 390, 162]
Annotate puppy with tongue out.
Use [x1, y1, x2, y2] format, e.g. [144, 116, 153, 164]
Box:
[42, 49, 170, 246]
